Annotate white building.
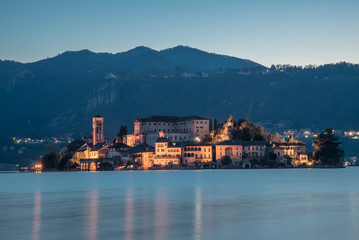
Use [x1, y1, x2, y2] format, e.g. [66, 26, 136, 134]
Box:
[124, 115, 210, 146]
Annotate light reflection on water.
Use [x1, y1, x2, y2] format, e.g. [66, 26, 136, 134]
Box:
[88, 190, 98, 240]
[32, 192, 41, 240]
[1, 169, 359, 240]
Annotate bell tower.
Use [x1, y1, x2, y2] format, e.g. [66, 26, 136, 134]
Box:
[93, 115, 104, 145]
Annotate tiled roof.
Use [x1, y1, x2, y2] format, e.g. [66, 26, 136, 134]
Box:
[183, 142, 212, 146]
[108, 142, 131, 149]
[155, 137, 170, 143]
[90, 143, 107, 151]
[242, 141, 266, 146]
[272, 142, 306, 146]
[126, 144, 155, 154]
[136, 115, 208, 122]
[216, 140, 243, 146]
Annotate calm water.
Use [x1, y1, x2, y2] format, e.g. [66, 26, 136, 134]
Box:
[1, 168, 359, 240]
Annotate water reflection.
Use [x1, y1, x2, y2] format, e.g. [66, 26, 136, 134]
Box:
[194, 187, 202, 240]
[32, 191, 41, 240]
[125, 189, 134, 240]
[87, 190, 98, 240]
[3, 169, 359, 240]
[154, 188, 168, 239]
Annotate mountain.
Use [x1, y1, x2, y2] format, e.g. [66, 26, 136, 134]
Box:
[1, 46, 359, 164]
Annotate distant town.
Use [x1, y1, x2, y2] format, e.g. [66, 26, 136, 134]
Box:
[9, 113, 344, 172]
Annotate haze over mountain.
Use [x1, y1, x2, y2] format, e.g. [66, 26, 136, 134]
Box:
[1, 45, 359, 146]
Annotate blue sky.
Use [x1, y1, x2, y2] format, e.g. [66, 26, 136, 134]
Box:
[1, 0, 358, 66]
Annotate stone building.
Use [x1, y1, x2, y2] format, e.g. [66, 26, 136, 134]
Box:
[93, 115, 104, 145]
[182, 143, 213, 166]
[242, 141, 266, 160]
[123, 144, 155, 170]
[108, 142, 131, 158]
[270, 142, 308, 165]
[83, 115, 106, 145]
[124, 115, 210, 147]
[215, 140, 243, 165]
[153, 137, 182, 167]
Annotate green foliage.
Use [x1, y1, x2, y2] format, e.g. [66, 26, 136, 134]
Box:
[42, 151, 57, 169]
[66, 140, 86, 152]
[269, 152, 277, 160]
[230, 119, 265, 141]
[220, 155, 232, 165]
[116, 125, 128, 142]
[313, 128, 344, 166]
[259, 159, 278, 168]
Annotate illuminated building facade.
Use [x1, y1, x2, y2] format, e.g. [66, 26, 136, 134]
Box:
[124, 115, 210, 147]
[93, 115, 104, 145]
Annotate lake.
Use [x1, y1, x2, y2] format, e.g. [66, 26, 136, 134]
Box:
[1, 168, 359, 240]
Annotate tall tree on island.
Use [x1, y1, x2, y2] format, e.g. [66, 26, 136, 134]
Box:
[116, 125, 128, 143]
[313, 128, 344, 166]
[213, 119, 218, 131]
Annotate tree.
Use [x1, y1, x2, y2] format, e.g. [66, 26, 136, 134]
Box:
[116, 125, 128, 142]
[313, 128, 344, 166]
[229, 119, 265, 141]
[41, 144, 59, 169]
[220, 155, 232, 165]
[213, 119, 218, 130]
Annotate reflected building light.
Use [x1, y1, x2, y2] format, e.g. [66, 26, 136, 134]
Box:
[32, 191, 41, 240]
[88, 190, 98, 240]
[194, 187, 203, 240]
[125, 189, 134, 240]
[154, 189, 168, 239]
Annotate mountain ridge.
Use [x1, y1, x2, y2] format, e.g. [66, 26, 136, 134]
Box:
[0, 47, 359, 146]
[0, 45, 264, 69]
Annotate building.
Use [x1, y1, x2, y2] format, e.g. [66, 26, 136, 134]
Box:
[293, 153, 310, 166]
[108, 142, 131, 158]
[270, 142, 308, 165]
[74, 143, 109, 171]
[183, 143, 213, 167]
[153, 137, 182, 167]
[124, 115, 210, 147]
[123, 144, 155, 170]
[83, 115, 106, 145]
[93, 115, 104, 145]
[215, 140, 243, 165]
[242, 141, 266, 159]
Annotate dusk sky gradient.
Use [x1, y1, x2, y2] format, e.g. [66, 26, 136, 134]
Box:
[1, 0, 358, 66]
